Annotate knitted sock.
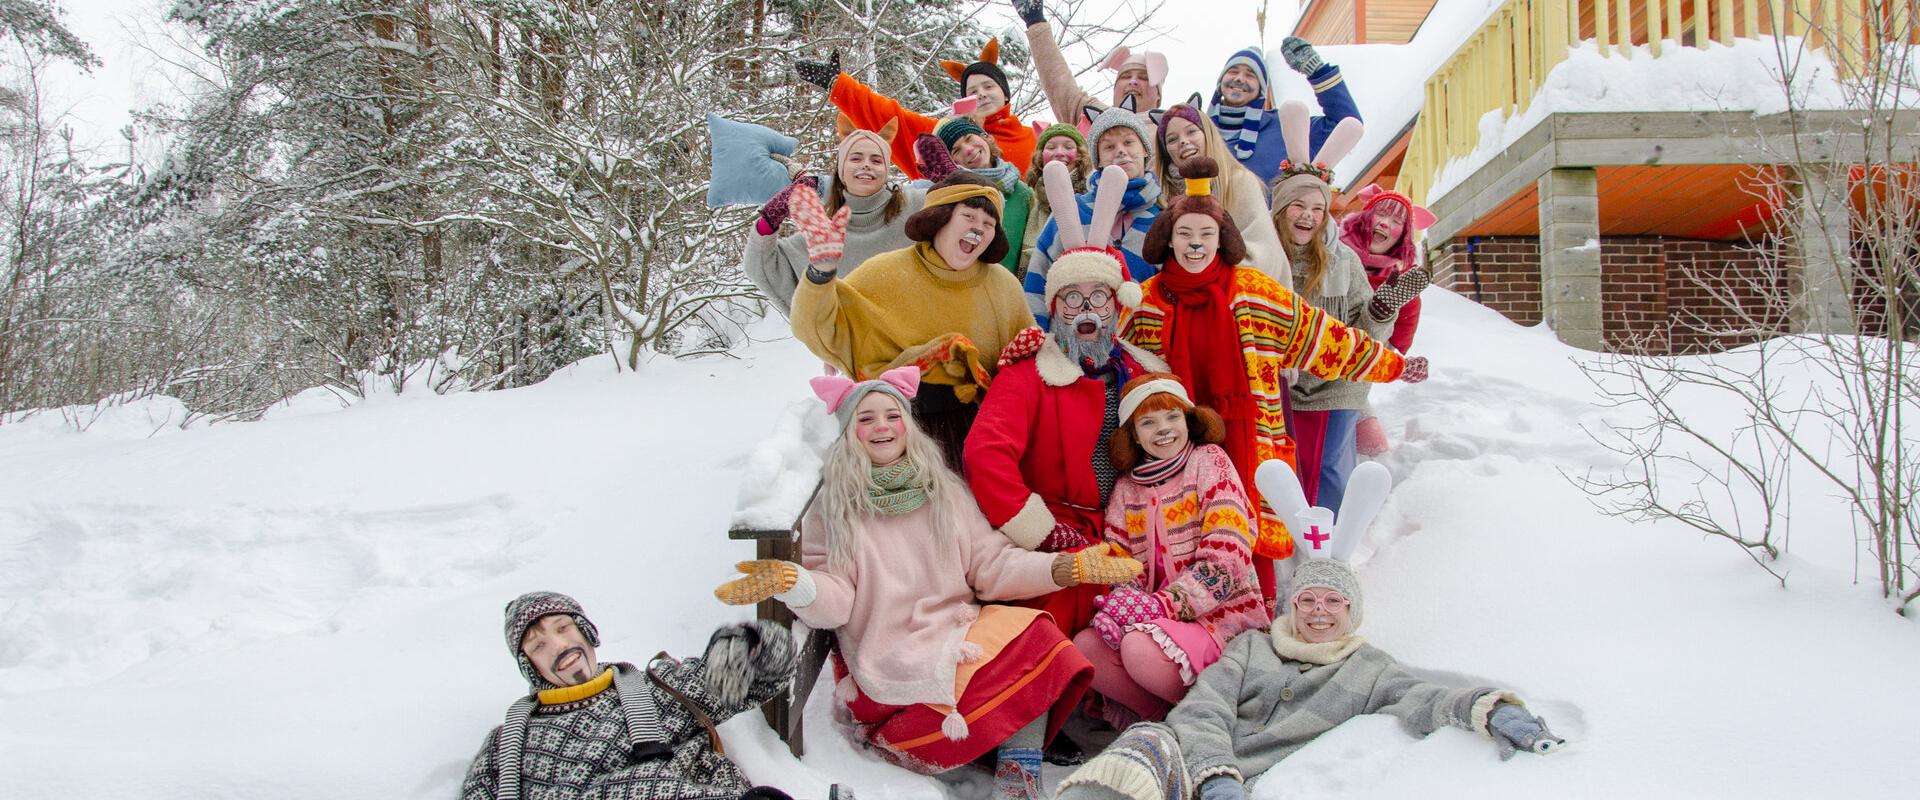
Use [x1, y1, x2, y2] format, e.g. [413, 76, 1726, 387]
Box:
[995, 718, 1047, 800]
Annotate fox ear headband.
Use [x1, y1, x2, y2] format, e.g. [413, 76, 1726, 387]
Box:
[940, 38, 1001, 82]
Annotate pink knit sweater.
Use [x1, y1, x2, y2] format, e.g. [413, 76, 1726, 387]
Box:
[794, 495, 1062, 707]
[1101, 444, 1271, 650]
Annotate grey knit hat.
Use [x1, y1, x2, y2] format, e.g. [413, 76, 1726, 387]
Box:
[503, 591, 602, 690]
[1084, 104, 1155, 169]
[1289, 559, 1363, 628]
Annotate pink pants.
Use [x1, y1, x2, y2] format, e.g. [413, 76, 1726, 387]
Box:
[1070, 628, 1189, 723]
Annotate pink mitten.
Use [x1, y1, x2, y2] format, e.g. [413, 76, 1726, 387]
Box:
[914, 134, 961, 183]
[789, 183, 851, 269]
[1090, 608, 1127, 649]
[1040, 521, 1088, 553]
[1100, 586, 1170, 627]
[1400, 356, 1429, 384]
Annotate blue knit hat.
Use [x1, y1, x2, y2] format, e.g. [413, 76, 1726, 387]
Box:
[1209, 48, 1272, 112]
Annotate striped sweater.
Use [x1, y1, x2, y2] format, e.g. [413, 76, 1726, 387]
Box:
[1122, 266, 1405, 555]
[1102, 444, 1270, 649]
[1024, 172, 1163, 327]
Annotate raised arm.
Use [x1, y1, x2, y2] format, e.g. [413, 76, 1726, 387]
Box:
[1020, 14, 1101, 125]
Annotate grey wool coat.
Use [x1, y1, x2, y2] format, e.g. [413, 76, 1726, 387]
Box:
[1288, 236, 1397, 412]
[461, 623, 792, 800]
[741, 180, 928, 317]
[1060, 627, 1512, 800]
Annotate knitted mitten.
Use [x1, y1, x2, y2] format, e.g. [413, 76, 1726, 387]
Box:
[1067, 543, 1144, 586]
[1040, 520, 1087, 553]
[703, 620, 795, 708]
[914, 133, 962, 183]
[1089, 586, 1169, 648]
[788, 183, 850, 271]
[757, 175, 818, 231]
[1280, 36, 1326, 75]
[1400, 356, 1429, 384]
[1011, 0, 1046, 27]
[1369, 267, 1430, 323]
[714, 560, 811, 606]
[1490, 702, 1566, 760]
[994, 748, 1043, 800]
[795, 51, 841, 92]
[1354, 413, 1390, 456]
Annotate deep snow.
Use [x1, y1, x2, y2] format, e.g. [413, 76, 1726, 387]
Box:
[2, 296, 1916, 798]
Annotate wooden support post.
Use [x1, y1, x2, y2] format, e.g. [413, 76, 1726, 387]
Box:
[1783, 164, 1859, 335]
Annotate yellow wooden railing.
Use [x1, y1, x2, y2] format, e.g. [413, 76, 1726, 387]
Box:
[1399, 0, 1918, 208]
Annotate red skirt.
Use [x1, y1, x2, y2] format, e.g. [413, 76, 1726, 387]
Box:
[836, 613, 1094, 773]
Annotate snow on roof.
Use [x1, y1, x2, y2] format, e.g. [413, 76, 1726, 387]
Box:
[1425, 37, 1852, 199]
[1265, 0, 1509, 190]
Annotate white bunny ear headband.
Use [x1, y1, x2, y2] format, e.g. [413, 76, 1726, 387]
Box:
[1042, 160, 1144, 309]
[1273, 100, 1365, 185]
[1254, 459, 1392, 563]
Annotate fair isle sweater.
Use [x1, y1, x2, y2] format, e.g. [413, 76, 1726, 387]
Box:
[1289, 238, 1399, 412]
[1102, 444, 1269, 655]
[1123, 265, 1406, 550]
[741, 181, 926, 317]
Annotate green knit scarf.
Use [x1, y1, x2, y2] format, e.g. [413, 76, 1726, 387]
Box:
[868, 459, 929, 515]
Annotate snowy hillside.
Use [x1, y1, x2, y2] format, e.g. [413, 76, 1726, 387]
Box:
[1, 295, 1914, 799]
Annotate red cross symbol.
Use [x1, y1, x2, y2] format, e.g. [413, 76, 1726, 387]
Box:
[1303, 525, 1331, 550]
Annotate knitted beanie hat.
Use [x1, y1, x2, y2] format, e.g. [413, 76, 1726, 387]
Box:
[503, 591, 602, 690]
[1153, 103, 1206, 143]
[1210, 48, 1273, 111]
[1271, 170, 1333, 216]
[934, 115, 989, 152]
[811, 366, 920, 431]
[1289, 559, 1363, 628]
[1142, 156, 1247, 266]
[1034, 122, 1087, 153]
[1085, 105, 1155, 168]
[960, 61, 1012, 101]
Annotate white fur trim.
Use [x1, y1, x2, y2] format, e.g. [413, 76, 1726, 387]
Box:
[1118, 378, 1192, 425]
[958, 641, 985, 663]
[1045, 249, 1128, 308]
[834, 675, 858, 704]
[1269, 616, 1366, 664]
[1035, 334, 1171, 387]
[1192, 765, 1243, 785]
[1001, 493, 1056, 549]
[1471, 690, 1526, 736]
[1117, 280, 1143, 310]
[941, 709, 971, 741]
[775, 568, 818, 609]
[1120, 339, 1171, 372]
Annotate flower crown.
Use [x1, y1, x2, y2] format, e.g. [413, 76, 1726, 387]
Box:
[1277, 159, 1334, 183]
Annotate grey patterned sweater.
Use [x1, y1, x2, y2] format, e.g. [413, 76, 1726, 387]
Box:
[1172, 629, 1499, 786]
[461, 627, 792, 800]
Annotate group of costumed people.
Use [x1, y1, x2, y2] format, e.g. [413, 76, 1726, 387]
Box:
[462, 5, 1566, 800]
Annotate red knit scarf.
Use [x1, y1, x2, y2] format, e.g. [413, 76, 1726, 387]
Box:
[1155, 256, 1257, 491]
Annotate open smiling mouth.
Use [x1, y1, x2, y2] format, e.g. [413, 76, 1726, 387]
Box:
[552, 647, 585, 674]
[959, 232, 982, 255]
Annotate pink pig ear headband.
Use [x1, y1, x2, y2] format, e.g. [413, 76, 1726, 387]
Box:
[811, 366, 921, 431]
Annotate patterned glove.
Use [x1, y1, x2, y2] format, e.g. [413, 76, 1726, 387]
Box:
[1490, 702, 1566, 760]
[714, 560, 802, 606]
[1040, 521, 1088, 553]
[914, 133, 962, 183]
[795, 51, 841, 92]
[1199, 777, 1245, 800]
[788, 183, 851, 271]
[1089, 586, 1170, 648]
[1280, 36, 1326, 75]
[1011, 0, 1047, 26]
[1072, 543, 1145, 586]
[1369, 267, 1430, 323]
[1399, 356, 1429, 384]
[702, 620, 794, 708]
[757, 175, 818, 231]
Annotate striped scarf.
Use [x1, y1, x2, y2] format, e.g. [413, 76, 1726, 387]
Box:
[494, 663, 668, 800]
[868, 459, 928, 515]
[1212, 104, 1264, 163]
[1128, 443, 1193, 486]
[970, 159, 1025, 197]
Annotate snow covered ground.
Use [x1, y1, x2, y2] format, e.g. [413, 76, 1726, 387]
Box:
[2, 294, 1916, 798]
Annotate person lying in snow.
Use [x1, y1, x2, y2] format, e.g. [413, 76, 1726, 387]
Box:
[1056, 468, 1565, 800]
[461, 592, 794, 800]
[715, 366, 1143, 800]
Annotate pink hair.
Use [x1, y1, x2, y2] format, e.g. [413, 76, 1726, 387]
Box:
[1340, 196, 1417, 276]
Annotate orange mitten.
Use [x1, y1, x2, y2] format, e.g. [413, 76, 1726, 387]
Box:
[714, 560, 802, 606]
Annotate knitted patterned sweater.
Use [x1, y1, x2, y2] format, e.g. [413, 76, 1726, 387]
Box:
[792, 241, 1034, 394]
[460, 632, 792, 800]
[742, 181, 926, 317]
[1101, 444, 1270, 658]
[1123, 265, 1405, 551]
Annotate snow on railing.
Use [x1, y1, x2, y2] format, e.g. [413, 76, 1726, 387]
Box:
[1400, 0, 1917, 206]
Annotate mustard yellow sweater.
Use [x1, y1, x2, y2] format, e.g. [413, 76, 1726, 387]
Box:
[793, 242, 1035, 393]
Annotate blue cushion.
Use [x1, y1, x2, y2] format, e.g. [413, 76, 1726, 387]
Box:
[707, 113, 799, 208]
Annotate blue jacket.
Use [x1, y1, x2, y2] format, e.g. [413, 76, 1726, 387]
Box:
[1214, 64, 1362, 186]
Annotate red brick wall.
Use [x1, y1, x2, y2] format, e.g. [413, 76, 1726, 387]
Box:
[1433, 235, 1785, 354]
[1429, 236, 1541, 325]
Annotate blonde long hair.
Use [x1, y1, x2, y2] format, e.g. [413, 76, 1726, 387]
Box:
[1154, 105, 1247, 212]
[815, 396, 971, 573]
